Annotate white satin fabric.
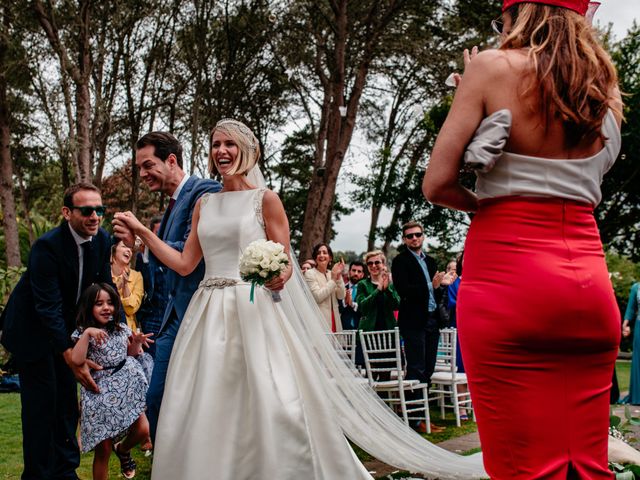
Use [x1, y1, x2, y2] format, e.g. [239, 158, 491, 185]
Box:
[151, 189, 372, 479]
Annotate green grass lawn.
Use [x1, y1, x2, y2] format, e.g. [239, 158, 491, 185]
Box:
[618, 359, 631, 395]
[0, 393, 152, 480]
[0, 391, 477, 480]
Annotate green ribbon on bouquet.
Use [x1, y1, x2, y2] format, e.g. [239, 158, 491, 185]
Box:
[250, 281, 256, 303]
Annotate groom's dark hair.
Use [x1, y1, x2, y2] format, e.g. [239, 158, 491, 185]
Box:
[137, 131, 183, 169]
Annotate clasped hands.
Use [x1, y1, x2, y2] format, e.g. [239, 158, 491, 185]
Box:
[113, 211, 144, 249]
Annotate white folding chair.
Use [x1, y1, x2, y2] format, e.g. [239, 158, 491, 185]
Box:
[430, 328, 474, 427]
[359, 328, 431, 431]
[326, 330, 358, 367]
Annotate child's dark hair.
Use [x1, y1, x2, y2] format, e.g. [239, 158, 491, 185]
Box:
[76, 283, 123, 334]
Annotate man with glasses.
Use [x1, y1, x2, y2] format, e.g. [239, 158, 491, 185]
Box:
[1, 183, 115, 480]
[391, 220, 451, 433]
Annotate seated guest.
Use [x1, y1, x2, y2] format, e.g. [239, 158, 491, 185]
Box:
[355, 251, 400, 332]
[111, 240, 144, 331]
[304, 243, 345, 332]
[339, 260, 365, 330]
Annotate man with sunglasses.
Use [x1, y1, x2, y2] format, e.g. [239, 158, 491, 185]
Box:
[391, 220, 451, 434]
[1, 183, 115, 480]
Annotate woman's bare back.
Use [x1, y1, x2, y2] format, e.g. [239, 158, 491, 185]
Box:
[484, 48, 620, 160]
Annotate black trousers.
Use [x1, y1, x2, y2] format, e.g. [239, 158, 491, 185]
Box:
[400, 323, 440, 386]
[17, 353, 80, 480]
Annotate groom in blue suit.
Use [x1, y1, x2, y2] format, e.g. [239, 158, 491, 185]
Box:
[116, 132, 221, 442]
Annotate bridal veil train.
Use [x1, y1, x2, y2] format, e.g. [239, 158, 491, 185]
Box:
[245, 167, 487, 479]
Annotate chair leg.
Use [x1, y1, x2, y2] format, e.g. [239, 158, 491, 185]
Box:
[423, 387, 431, 434]
[398, 388, 408, 425]
[453, 384, 461, 427]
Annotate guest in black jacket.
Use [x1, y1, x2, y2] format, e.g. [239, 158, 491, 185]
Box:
[1, 183, 115, 480]
[391, 220, 453, 433]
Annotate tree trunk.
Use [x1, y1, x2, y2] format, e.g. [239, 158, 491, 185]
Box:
[298, 0, 402, 259]
[0, 8, 21, 267]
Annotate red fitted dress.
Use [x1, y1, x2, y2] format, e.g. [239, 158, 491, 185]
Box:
[457, 111, 621, 479]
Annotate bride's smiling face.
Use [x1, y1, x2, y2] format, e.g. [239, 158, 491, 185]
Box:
[211, 131, 239, 176]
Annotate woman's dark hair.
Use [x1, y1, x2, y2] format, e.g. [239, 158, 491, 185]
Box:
[311, 243, 333, 264]
[76, 283, 122, 334]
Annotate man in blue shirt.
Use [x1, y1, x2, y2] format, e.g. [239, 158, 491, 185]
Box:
[391, 221, 451, 433]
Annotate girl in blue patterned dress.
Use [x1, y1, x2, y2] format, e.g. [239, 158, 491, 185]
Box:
[71, 283, 152, 479]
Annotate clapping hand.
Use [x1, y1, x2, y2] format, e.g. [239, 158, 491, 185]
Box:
[331, 259, 345, 281]
[442, 271, 458, 286]
[345, 288, 353, 307]
[377, 269, 390, 291]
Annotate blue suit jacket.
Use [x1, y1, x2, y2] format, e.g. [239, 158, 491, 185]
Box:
[153, 175, 221, 332]
[0, 223, 114, 362]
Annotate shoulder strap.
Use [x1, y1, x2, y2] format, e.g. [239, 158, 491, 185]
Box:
[253, 188, 267, 229]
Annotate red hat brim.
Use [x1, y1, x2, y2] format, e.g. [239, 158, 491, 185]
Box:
[502, 0, 590, 16]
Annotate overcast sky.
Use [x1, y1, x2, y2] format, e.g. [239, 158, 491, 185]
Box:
[331, 0, 639, 254]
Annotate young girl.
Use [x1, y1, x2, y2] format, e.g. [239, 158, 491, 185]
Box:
[72, 283, 153, 480]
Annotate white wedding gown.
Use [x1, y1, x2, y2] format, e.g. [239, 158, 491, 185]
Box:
[151, 188, 373, 479]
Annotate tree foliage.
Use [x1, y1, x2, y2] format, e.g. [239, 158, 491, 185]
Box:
[598, 22, 640, 260]
[0, 0, 637, 267]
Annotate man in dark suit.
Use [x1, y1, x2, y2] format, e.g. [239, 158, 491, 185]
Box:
[391, 220, 451, 433]
[338, 260, 365, 330]
[1, 183, 114, 480]
[114, 131, 221, 442]
[135, 216, 165, 358]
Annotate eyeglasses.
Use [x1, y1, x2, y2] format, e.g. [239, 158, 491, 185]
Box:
[367, 260, 383, 266]
[404, 232, 423, 240]
[491, 18, 504, 35]
[71, 205, 107, 217]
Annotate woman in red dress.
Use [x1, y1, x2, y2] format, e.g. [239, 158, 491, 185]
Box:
[423, 1, 622, 478]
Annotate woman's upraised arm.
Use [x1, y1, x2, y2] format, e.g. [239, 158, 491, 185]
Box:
[423, 50, 502, 212]
[113, 199, 204, 277]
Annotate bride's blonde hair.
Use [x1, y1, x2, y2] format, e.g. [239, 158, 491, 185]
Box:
[501, 4, 621, 145]
[208, 119, 261, 176]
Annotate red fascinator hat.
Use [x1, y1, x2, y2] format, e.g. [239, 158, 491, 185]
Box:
[502, 0, 592, 16]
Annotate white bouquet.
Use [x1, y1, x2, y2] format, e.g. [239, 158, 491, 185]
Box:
[239, 239, 289, 303]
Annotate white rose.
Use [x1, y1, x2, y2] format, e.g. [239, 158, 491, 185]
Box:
[259, 270, 269, 278]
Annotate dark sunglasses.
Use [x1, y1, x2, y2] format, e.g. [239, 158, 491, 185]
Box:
[367, 260, 382, 266]
[404, 232, 423, 240]
[71, 205, 107, 217]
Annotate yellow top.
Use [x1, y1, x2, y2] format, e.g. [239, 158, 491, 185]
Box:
[112, 269, 144, 330]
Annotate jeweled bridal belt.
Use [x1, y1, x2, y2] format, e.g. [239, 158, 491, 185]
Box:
[199, 277, 248, 289]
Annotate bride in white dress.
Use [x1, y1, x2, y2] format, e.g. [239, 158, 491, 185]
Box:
[116, 119, 372, 479]
[115, 119, 487, 480]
